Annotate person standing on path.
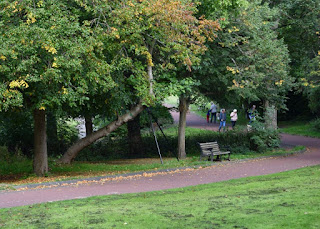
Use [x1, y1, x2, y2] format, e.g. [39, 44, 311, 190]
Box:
[248, 105, 256, 123]
[206, 109, 211, 123]
[230, 109, 238, 130]
[210, 102, 218, 123]
[219, 109, 227, 132]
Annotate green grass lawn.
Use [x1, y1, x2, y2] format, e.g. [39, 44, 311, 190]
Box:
[1, 165, 319, 228]
[280, 121, 320, 138]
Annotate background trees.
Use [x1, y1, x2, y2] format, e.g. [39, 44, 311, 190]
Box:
[197, 0, 293, 129]
[267, 0, 320, 116]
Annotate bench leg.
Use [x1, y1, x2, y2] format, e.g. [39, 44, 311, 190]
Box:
[227, 153, 230, 161]
[211, 152, 214, 162]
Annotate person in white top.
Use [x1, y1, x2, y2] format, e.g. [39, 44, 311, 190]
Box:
[230, 109, 238, 130]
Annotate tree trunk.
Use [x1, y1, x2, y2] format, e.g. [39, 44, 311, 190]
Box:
[47, 112, 58, 155]
[85, 115, 93, 136]
[264, 100, 278, 130]
[33, 109, 48, 176]
[127, 114, 145, 157]
[59, 102, 145, 164]
[177, 95, 191, 159]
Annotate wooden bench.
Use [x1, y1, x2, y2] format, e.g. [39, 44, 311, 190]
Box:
[198, 141, 231, 162]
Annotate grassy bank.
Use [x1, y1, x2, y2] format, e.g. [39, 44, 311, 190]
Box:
[280, 121, 320, 138]
[1, 165, 319, 228]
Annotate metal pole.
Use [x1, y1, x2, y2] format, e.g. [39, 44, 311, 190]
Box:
[148, 108, 179, 161]
[147, 108, 163, 164]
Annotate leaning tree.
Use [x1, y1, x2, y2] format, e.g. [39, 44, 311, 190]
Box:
[58, 0, 220, 163]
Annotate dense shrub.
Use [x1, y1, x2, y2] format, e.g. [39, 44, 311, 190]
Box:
[248, 120, 280, 152]
[0, 145, 28, 164]
[0, 111, 33, 157]
[49, 118, 81, 156]
[310, 118, 320, 131]
[0, 145, 10, 161]
[0, 145, 32, 175]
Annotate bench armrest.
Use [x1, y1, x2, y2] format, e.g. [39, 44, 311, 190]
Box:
[219, 145, 232, 153]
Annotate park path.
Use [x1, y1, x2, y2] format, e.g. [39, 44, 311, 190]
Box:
[1, 111, 320, 208]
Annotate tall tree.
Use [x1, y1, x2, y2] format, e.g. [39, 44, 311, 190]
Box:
[199, 0, 293, 129]
[0, 0, 111, 175]
[266, 0, 320, 115]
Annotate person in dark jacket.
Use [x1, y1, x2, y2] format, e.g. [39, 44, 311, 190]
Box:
[206, 109, 211, 123]
[219, 109, 227, 132]
[248, 105, 256, 123]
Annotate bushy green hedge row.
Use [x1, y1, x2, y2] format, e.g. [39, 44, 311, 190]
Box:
[76, 125, 280, 161]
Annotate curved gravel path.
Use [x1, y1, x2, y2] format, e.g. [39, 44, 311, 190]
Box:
[1, 111, 319, 208]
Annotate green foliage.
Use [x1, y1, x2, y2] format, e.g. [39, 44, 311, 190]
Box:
[0, 0, 112, 112]
[305, 83, 320, 113]
[310, 118, 320, 132]
[248, 119, 280, 151]
[197, 0, 294, 110]
[140, 104, 174, 128]
[270, 0, 320, 113]
[55, 118, 80, 153]
[0, 111, 33, 157]
[0, 111, 82, 158]
[0, 145, 32, 176]
[227, 1, 292, 107]
[0, 146, 10, 161]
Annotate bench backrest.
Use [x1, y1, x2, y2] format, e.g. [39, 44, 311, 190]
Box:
[198, 142, 220, 155]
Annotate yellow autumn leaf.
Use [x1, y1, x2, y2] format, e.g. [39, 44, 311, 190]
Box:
[9, 80, 29, 89]
[37, 0, 43, 7]
[275, 80, 284, 86]
[62, 87, 68, 94]
[232, 79, 239, 87]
